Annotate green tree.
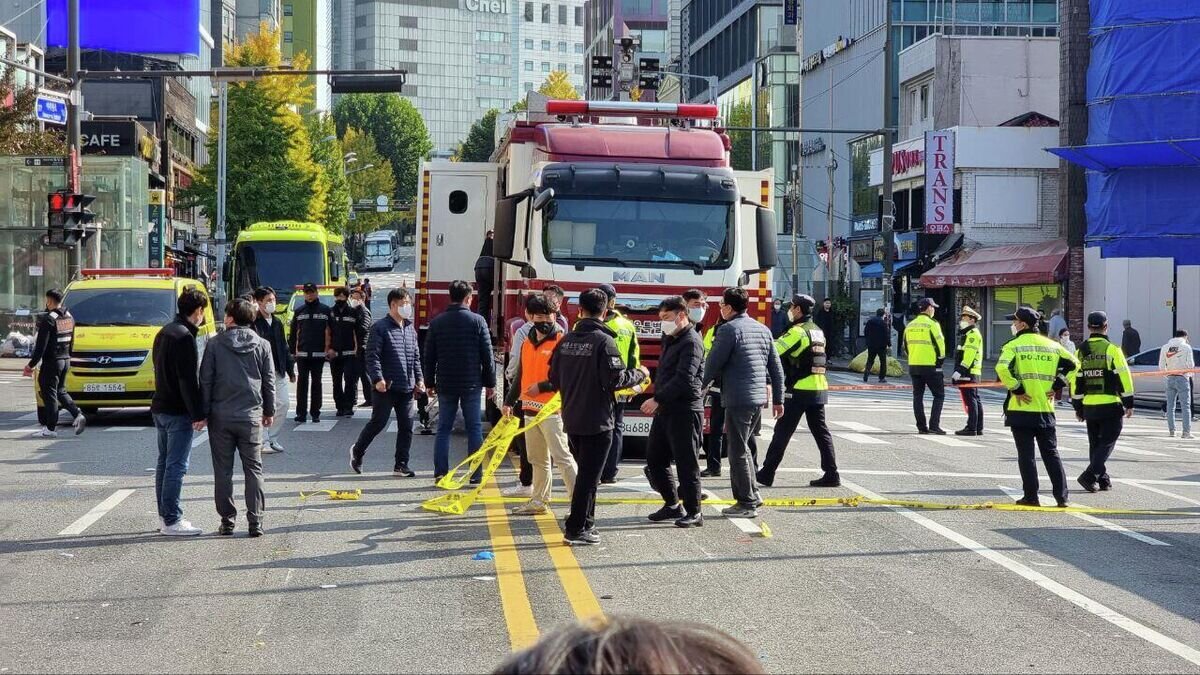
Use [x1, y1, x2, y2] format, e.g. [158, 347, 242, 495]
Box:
[454, 109, 498, 163]
[341, 127, 397, 237]
[727, 100, 753, 171]
[332, 94, 432, 203]
[0, 73, 65, 155]
[306, 113, 350, 234]
[180, 23, 325, 237]
[509, 70, 583, 113]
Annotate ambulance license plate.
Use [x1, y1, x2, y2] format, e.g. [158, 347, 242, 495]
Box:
[622, 415, 652, 437]
[84, 383, 125, 393]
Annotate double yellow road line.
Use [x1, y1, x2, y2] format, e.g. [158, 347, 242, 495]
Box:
[481, 471, 603, 651]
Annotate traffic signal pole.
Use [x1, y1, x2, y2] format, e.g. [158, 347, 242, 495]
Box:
[66, 0, 82, 278]
[881, 10, 896, 320]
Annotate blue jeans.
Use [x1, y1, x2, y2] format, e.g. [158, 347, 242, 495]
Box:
[434, 389, 483, 479]
[153, 413, 195, 527]
[1166, 376, 1192, 435]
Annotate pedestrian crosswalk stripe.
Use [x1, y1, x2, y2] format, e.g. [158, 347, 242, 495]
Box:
[295, 420, 337, 432]
[921, 435, 983, 448]
[833, 432, 889, 445]
[829, 420, 884, 432]
[1115, 443, 1169, 457]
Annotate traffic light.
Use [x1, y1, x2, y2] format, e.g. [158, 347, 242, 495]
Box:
[46, 190, 95, 247]
[637, 74, 659, 90]
[638, 57, 660, 72]
[591, 73, 613, 89]
[591, 55, 613, 90]
[330, 73, 406, 94]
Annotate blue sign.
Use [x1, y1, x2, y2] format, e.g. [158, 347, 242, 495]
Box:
[784, 0, 798, 25]
[47, 0, 200, 55]
[35, 95, 68, 125]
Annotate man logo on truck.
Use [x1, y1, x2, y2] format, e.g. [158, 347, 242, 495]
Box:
[613, 271, 666, 284]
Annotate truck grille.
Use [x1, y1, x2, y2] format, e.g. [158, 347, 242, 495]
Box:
[70, 350, 149, 370]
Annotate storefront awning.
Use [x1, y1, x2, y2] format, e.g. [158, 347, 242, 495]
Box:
[1047, 138, 1200, 171]
[919, 239, 1069, 288]
[859, 259, 918, 278]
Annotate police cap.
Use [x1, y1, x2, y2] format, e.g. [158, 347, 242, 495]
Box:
[960, 305, 981, 321]
[917, 297, 939, 311]
[302, 282, 318, 293]
[1087, 310, 1108, 328]
[791, 294, 816, 314]
[1005, 306, 1041, 326]
[598, 283, 617, 300]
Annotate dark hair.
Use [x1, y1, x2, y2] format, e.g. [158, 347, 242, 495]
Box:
[659, 296, 686, 314]
[876, 308, 886, 317]
[525, 294, 553, 316]
[449, 279, 473, 303]
[1058, 327, 1071, 337]
[334, 285, 350, 299]
[350, 286, 365, 297]
[721, 287, 749, 314]
[252, 286, 275, 301]
[578, 288, 608, 317]
[178, 288, 209, 317]
[493, 616, 764, 675]
[45, 288, 64, 303]
[682, 288, 706, 303]
[387, 288, 410, 305]
[1176, 330, 1189, 338]
[225, 298, 255, 326]
[542, 284, 565, 299]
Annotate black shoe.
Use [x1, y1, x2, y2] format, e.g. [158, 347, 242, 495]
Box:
[755, 471, 774, 487]
[809, 474, 842, 488]
[420, 427, 433, 435]
[1077, 475, 1098, 493]
[469, 475, 481, 485]
[878, 378, 888, 383]
[1056, 500, 1070, 508]
[675, 512, 703, 528]
[700, 468, 721, 478]
[929, 428, 947, 435]
[294, 415, 307, 424]
[359, 401, 372, 408]
[862, 376, 869, 383]
[1014, 497, 1041, 507]
[218, 520, 234, 536]
[954, 429, 978, 436]
[600, 477, 617, 485]
[350, 445, 362, 474]
[311, 415, 320, 424]
[917, 428, 931, 435]
[248, 523, 264, 537]
[394, 464, 415, 478]
[1098, 477, 1112, 491]
[648, 504, 685, 523]
[563, 530, 600, 546]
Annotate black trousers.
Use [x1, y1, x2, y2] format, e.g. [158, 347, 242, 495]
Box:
[330, 355, 359, 414]
[911, 367, 945, 431]
[1011, 425, 1067, 503]
[353, 388, 415, 469]
[958, 383, 984, 433]
[357, 352, 372, 405]
[1082, 415, 1123, 483]
[601, 406, 625, 482]
[295, 358, 325, 419]
[514, 410, 533, 486]
[646, 410, 703, 515]
[864, 348, 889, 381]
[703, 391, 757, 474]
[565, 430, 612, 535]
[759, 396, 837, 484]
[37, 358, 79, 431]
[475, 265, 493, 324]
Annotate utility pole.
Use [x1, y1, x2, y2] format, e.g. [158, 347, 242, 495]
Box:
[826, 146, 837, 289]
[215, 80, 229, 314]
[881, 9, 896, 318]
[66, 0, 82, 278]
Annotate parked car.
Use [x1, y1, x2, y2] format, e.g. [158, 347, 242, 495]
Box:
[1127, 347, 1200, 413]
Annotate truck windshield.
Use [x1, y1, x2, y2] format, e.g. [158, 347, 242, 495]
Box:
[543, 197, 733, 269]
[65, 288, 176, 327]
[365, 241, 393, 257]
[234, 241, 324, 302]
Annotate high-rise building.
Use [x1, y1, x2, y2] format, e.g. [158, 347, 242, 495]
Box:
[516, 0, 587, 97]
[282, 0, 332, 112]
[582, 0, 669, 100]
[236, 0, 282, 39]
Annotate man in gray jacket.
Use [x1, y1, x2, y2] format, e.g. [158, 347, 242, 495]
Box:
[702, 287, 784, 518]
[201, 298, 275, 537]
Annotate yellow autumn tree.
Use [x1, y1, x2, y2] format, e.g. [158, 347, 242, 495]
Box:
[539, 70, 582, 100]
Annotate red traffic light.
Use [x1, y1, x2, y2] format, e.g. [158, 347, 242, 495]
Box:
[48, 192, 66, 212]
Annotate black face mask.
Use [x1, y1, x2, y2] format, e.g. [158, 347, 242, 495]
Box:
[533, 321, 555, 336]
[335, 299, 347, 306]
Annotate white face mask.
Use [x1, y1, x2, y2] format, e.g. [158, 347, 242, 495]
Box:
[660, 318, 680, 336]
[687, 306, 705, 323]
[398, 304, 413, 320]
[349, 299, 361, 308]
[263, 301, 276, 314]
[959, 320, 971, 330]
[1011, 323, 1021, 336]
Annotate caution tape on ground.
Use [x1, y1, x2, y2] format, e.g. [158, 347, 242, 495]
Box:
[300, 488, 362, 500]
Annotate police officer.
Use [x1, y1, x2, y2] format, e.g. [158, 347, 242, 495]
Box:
[330, 286, 365, 417]
[996, 306, 1079, 507]
[289, 282, 333, 423]
[952, 306, 985, 436]
[597, 283, 644, 484]
[1070, 311, 1135, 493]
[23, 288, 86, 437]
[905, 298, 948, 434]
[756, 294, 839, 488]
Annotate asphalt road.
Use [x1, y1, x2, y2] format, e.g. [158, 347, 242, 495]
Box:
[2, 262, 1199, 673]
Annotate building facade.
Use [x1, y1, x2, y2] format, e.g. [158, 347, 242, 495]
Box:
[283, 0, 333, 112]
[517, 0, 586, 96]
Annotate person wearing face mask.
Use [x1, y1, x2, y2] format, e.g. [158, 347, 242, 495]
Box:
[23, 288, 85, 437]
[995, 306, 1079, 507]
[351, 287, 375, 408]
[904, 298, 948, 434]
[1070, 311, 1135, 493]
[952, 306, 985, 436]
[770, 299, 788, 338]
[330, 286, 365, 417]
[252, 287, 294, 453]
[149, 288, 210, 535]
[640, 296, 705, 528]
[289, 282, 334, 424]
[756, 294, 838, 488]
[350, 288, 424, 477]
[503, 294, 577, 515]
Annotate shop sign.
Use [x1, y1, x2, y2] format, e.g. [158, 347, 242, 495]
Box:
[148, 189, 166, 269]
[850, 237, 875, 261]
[924, 130, 954, 234]
[784, 0, 797, 25]
[892, 148, 923, 176]
[800, 137, 826, 157]
[896, 232, 918, 260]
[851, 216, 878, 234]
[801, 35, 854, 73]
[81, 120, 149, 157]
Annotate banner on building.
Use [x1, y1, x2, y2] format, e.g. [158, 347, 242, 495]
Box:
[784, 0, 798, 25]
[924, 130, 954, 234]
[148, 189, 166, 269]
[47, 0, 200, 54]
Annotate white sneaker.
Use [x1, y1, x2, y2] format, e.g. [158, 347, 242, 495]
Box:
[501, 484, 533, 498]
[157, 517, 166, 532]
[33, 427, 57, 438]
[262, 441, 284, 454]
[511, 500, 547, 516]
[1183, 433, 1195, 440]
[159, 520, 203, 536]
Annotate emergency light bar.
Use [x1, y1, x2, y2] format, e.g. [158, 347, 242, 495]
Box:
[545, 100, 719, 119]
[82, 268, 176, 277]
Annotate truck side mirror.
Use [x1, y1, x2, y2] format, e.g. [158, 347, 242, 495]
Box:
[756, 206, 777, 271]
[532, 188, 555, 211]
[493, 190, 532, 260]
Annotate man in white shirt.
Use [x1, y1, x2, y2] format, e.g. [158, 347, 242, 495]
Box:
[1159, 330, 1195, 438]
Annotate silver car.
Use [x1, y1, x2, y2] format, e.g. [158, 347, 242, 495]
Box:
[1127, 347, 1199, 413]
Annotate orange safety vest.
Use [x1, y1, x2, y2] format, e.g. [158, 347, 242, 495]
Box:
[520, 332, 561, 414]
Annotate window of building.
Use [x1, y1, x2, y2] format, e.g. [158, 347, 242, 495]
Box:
[1033, 0, 1057, 22]
[283, 3, 293, 16]
[524, 81, 535, 91]
[524, 60, 534, 71]
[398, 16, 418, 28]
[558, 41, 567, 52]
[574, 64, 582, 74]
[478, 97, 507, 109]
[574, 42, 583, 54]
[557, 63, 567, 72]
[919, 84, 929, 120]
[558, 4, 567, 24]
[477, 74, 509, 86]
[283, 31, 293, 43]
[449, 190, 468, 215]
[524, 38, 534, 49]
[541, 62, 550, 72]
[478, 52, 507, 65]
[524, 1, 534, 21]
[477, 30, 507, 43]
[541, 3, 550, 22]
[574, 6, 582, 25]
[355, 14, 367, 28]
[541, 39, 550, 50]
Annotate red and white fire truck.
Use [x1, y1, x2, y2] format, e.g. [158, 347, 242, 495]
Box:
[414, 97, 777, 439]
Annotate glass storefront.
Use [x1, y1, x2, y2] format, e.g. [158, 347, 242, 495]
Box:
[0, 156, 150, 335]
[987, 283, 1062, 353]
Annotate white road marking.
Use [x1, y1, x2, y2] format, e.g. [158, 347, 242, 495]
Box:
[997, 486, 1170, 547]
[386, 421, 398, 433]
[1115, 444, 1169, 457]
[192, 432, 208, 448]
[832, 432, 890, 445]
[1, 426, 44, 435]
[1122, 482, 1200, 507]
[58, 489, 135, 536]
[295, 421, 337, 432]
[921, 435, 983, 448]
[842, 479, 1200, 667]
[66, 479, 112, 486]
[773, 467, 1200, 488]
[829, 420, 884, 432]
[104, 426, 148, 432]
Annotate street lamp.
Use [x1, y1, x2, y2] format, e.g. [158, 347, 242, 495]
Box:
[346, 163, 374, 177]
[320, 134, 336, 143]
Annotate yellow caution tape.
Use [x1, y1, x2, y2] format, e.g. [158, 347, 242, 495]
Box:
[300, 489, 362, 501]
[760, 522, 773, 538]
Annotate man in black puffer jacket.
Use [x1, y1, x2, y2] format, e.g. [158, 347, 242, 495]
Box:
[641, 295, 705, 529]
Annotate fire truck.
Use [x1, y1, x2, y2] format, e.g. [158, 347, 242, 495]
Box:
[414, 97, 777, 440]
